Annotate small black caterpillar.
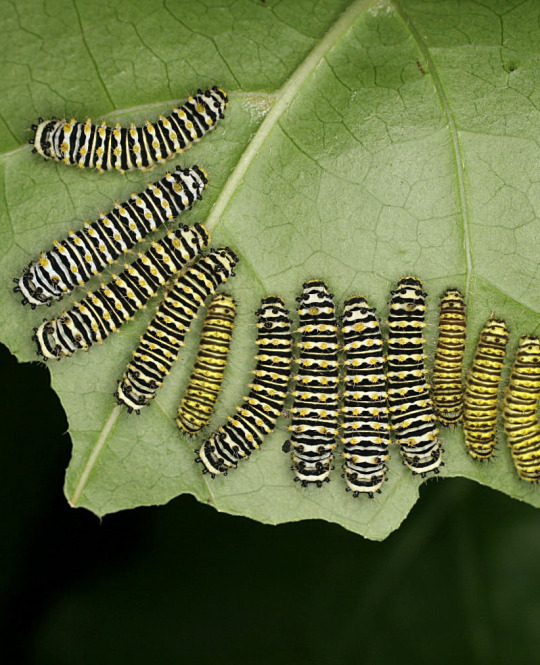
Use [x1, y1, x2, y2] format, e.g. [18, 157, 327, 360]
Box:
[341, 295, 390, 497]
[283, 280, 340, 487]
[115, 247, 239, 413]
[196, 296, 293, 476]
[14, 166, 208, 307]
[387, 276, 442, 476]
[432, 289, 467, 425]
[30, 87, 228, 172]
[176, 293, 237, 435]
[33, 224, 210, 359]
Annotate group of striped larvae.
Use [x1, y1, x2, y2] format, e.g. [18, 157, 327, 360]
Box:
[197, 276, 540, 493]
[16, 84, 540, 495]
[433, 290, 540, 483]
[197, 276, 442, 496]
[280, 277, 442, 495]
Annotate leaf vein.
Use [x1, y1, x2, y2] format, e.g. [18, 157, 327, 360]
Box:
[204, 0, 378, 233]
[71, 0, 115, 109]
[392, 0, 474, 298]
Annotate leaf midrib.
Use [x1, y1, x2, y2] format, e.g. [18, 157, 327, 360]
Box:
[205, 0, 378, 233]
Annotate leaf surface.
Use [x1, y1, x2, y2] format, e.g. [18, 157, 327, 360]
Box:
[1, 0, 540, 539]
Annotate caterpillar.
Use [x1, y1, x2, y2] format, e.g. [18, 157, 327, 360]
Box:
[387, 276, 442, 476]
[33, 224, 210, 359]
[30, 87, 228, 172]
[176, 293, 237, 435]
[432, 289, 467, 425]
[116, 247, 239, 413]
[283, 280, 339, 487]
[196, 296, 293, 476]
[463, 316, 509, 460]
[14, 166, 208, 308]
[341, 295, 390, 497]
[503, 335, 540, 482]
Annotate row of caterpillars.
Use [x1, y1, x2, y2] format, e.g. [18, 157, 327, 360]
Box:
[195, 277, 540, 496]
[27, 253, 540, 495]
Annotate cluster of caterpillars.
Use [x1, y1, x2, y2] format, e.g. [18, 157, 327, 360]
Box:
[16, 85, 539, 498]
[19, 223, 540, 493]
[195, 277, 540, 492]
[197, 276, 442, 497]
[433, 291, 540, 484]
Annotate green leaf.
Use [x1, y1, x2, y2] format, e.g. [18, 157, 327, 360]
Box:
[1, 0, 540, 540]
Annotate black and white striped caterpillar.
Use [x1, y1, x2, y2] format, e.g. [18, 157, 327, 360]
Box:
[341, 295, 390, 497]
[33, 224, 210, 359]
[463, 316, 509, 460]
[196, 296, 293, 476]
[14, 166, 208, 308]
[432, 289, 467, 425]
[31, 87, 228, 172]
[503, 335, 540, 482]
[387, 276, 442, 476]
[283, 280, 339, 487]
[115, 247, 239, 413]
[176, 293, 237, 435]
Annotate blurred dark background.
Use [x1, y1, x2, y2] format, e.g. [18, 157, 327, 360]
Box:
[2, 340, 540, 665]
